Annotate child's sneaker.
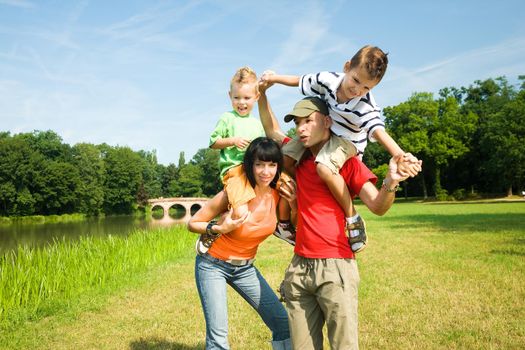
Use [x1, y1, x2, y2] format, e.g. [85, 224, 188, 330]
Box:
[195, 232, 221, 255]
[347, 215, 367, 253]
[273, 221, 296, 246]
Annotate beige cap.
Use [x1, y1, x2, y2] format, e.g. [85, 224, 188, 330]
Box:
[284, 96, 329, 122]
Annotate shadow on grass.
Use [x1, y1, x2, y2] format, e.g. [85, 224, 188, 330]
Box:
[489, 249, 525, 256]
[129, 338, 204, 350]
[386, 213, 525, 235]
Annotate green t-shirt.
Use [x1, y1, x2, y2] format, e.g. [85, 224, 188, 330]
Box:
[209, 111, 265, 178]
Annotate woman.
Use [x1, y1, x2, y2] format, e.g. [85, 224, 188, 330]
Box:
[188, 137, 295, 350]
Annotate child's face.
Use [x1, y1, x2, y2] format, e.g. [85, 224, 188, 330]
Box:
[229, 82, 259, 116]
[339, 63, 380, 101]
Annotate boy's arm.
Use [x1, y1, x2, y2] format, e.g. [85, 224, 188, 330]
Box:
[373, 129, 404, 157]
[261, 71, 300, 87]
[210, 137, 250, 150]
[372, 129, 423, 177]
[358, 155, 414, 216]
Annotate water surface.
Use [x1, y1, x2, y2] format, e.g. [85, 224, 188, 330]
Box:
[0, 215, 185, 255]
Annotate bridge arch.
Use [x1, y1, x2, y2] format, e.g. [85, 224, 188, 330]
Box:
[147, 197, 209, 223]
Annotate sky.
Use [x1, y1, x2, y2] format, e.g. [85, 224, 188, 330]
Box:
[1, 0, 524, 165]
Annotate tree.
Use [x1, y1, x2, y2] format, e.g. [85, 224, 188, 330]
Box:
[159, 163, 179, 197]
[191, 148, 221, 197]
[178, 151, 186, 169]
[15, 187, 36, 216]
[0, 182, 16, 215]
[384, 92, 477, 198]
[384, 92, 436, 198]
[0, 135, 34, 215]
[103, 146, 143, 214]
[459, 77, 518, 194]
[172, 163, 204, 197]
[72, 143, 106, 216]
[138, 150, 162, 200]
[19, 130, 72, 162]
[30, 160, 81, 214]
[477, 89, 525, 195]
[430, 95, 477, 194]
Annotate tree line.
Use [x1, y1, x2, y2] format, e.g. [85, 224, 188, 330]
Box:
[0, 131, 223, 217]
[1, 76, 523, 217]
[365, 75, 525, 200]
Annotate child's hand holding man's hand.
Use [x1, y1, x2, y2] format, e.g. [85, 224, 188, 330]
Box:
[258, 70, 276, 92]
[397, 153, 422, 178]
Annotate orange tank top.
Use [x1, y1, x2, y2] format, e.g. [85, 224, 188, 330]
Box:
[208, 189, 279, 260]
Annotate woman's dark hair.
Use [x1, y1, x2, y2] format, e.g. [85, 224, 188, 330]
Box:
[243, 137, 283, 188]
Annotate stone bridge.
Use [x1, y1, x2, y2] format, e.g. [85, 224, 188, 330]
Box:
[148, 197, 209, 223]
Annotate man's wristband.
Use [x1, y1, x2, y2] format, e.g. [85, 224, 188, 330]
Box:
[382, 179, 399, 193]
[206, 220, 218, 235]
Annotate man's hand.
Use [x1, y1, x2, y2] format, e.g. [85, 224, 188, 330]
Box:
[389, 153, 422, 182]
[396, 153, 422, 177]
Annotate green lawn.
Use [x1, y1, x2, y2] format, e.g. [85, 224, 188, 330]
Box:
[1, 201, 524, 349]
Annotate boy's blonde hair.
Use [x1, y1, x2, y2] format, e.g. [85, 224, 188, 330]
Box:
[347, 45, 389, 82]
[230, 66, 259, 93]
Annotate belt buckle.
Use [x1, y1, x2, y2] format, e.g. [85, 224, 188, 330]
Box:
[227, 258, 253, 266]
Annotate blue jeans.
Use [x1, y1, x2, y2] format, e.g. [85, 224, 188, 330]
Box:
[195, 253, 290, 350]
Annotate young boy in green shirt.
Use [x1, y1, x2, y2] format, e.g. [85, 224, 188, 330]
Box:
[198, 67, 289, 254]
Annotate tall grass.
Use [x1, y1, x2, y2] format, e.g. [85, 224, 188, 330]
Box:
[0, 225, 195, 327]
[1, 202, 524, 349]
[0, 213, 87, 225]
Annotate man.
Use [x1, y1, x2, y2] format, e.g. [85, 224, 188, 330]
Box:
[258, 85, 421, 349]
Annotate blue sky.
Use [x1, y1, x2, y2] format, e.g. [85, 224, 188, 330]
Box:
[1, 0, 524, 165]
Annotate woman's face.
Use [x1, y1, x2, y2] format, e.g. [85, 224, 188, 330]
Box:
[252, 159, 278, 188]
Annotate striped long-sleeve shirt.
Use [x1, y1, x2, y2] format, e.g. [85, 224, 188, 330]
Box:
[299, 71, 385, 157]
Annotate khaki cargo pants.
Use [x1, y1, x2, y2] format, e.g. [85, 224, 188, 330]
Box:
[283, 254, 360, 350]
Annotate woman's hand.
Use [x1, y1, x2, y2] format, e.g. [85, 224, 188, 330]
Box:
[215, 208, 250, 234]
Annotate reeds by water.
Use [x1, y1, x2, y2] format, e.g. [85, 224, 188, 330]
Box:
[0, 225, 194, 326]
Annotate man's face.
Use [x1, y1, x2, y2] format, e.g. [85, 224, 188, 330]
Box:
[294, 111, 331, 151]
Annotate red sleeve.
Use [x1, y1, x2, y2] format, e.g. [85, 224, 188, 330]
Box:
[340, 157, 378, 197]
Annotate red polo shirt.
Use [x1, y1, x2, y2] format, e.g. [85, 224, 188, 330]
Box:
[294, 152, 377, 259]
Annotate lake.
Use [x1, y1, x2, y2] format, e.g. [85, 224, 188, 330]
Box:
[0, 215, 186, 255]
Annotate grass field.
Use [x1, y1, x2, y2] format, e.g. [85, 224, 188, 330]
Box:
[1, 201, 524, 349]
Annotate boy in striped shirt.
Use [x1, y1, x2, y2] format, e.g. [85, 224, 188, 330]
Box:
[262, 45, 421, 252]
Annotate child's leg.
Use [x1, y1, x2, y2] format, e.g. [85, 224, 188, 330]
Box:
[317, 163, 366, 252]
[274, 171, 296, 246]
[278, 198, 290, 222]
[232, 203, 250, 220]
[315, 135, 366, 252]
[316, 163, 354, 217]
[223, 165, 255, 219]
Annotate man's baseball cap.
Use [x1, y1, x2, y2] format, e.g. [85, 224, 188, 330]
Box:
[284, 96, 329, 123]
